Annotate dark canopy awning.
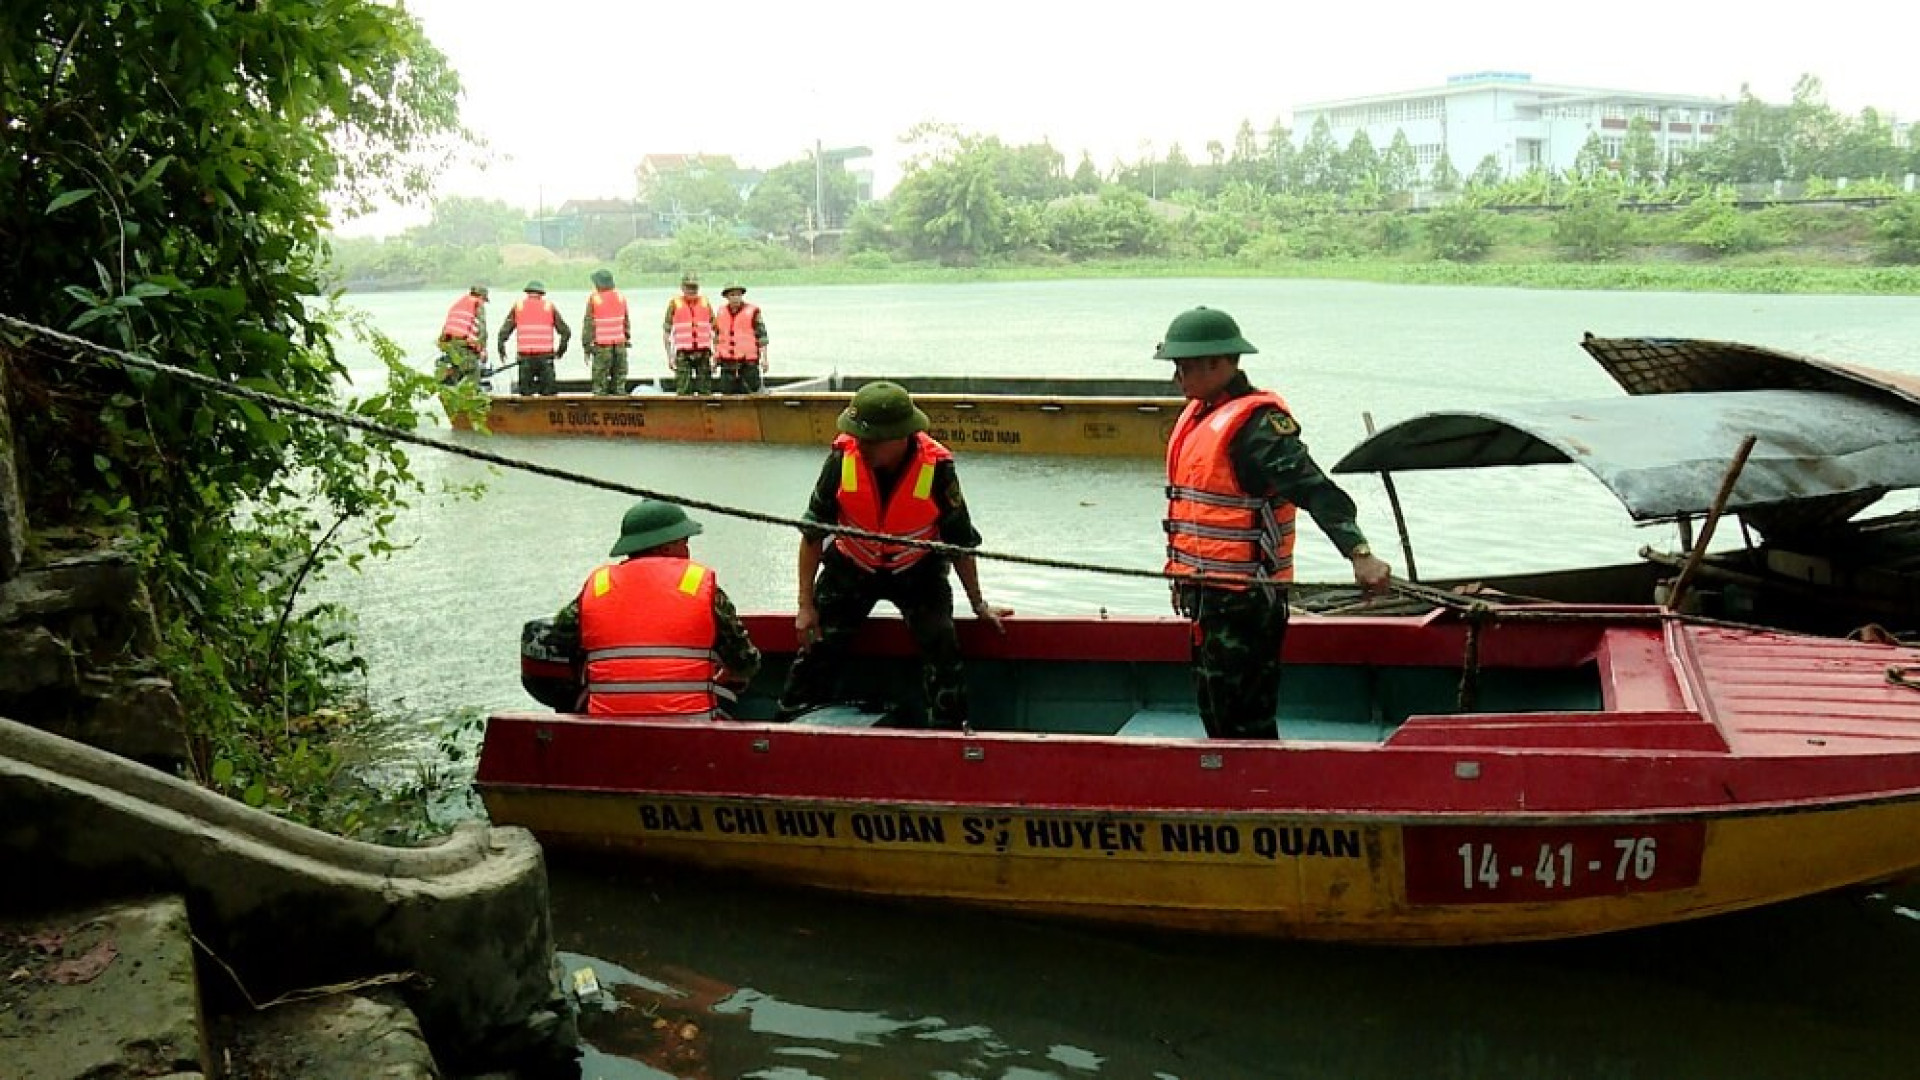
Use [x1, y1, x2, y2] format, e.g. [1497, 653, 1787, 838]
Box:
[1332, 388, 1920, 526]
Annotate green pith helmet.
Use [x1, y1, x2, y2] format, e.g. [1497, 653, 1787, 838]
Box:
[591, 269, 615, 289]
[1152, 306, 1259, 360]
[469, 283, 489, 299]
[721, 283, 747, 297]
[609, 500, 703, 558]
[837, 380, 929, 441]
[680, 272, 700, 288]
[523, 280, 547, 294]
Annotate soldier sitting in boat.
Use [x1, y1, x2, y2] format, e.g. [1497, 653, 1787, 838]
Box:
[539, 500, 760, 718]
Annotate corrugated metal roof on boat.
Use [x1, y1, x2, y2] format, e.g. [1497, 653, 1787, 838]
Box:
[1331, 389, 1920, 523]
[1680, 626, 1920, 749]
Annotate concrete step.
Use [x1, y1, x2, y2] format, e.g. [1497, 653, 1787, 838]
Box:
[0, 895, 208, 1079]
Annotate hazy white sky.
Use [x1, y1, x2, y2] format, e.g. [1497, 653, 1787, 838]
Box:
[343, 0, 1920, 235]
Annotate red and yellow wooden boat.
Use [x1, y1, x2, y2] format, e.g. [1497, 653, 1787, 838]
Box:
[445, 374, 1182, 458]
[476, 608, 1920, 944]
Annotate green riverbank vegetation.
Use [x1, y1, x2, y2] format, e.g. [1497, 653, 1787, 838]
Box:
[4, 2, 479, 839]
[335, 81, 1920, 297]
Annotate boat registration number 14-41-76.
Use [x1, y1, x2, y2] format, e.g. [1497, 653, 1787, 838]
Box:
[1400, 823, 1707, 904]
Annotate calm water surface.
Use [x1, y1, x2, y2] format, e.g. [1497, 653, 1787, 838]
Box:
[330, 280, 1920, 1078]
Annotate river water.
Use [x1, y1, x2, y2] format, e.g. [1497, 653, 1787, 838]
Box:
[332, 280, 1920, 1079]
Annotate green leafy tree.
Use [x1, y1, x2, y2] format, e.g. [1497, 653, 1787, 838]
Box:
[1429, 152, 1461, 193]
[1230, 120, 1263, 189]
[1380, 131, 1418, 194]
[2, 0, 466, 826]
[412, 196, 526, 248]
[1871, 197, 1920, 263]
[1781, 74, 1846, 182]
[1554, 193, 1633, 260]
[1573, 133, 1611, 180]
[1043, 190, 1171, 259]
[1071, 153, 1103, 194]
[1264, 120, 1298, 192]
[1425, 203, 1497, 260]
[890, 126, 1010, 262]
[1830, 107, 1905, 180]
[743, 158, 855, 235]
[1688, 86, 1789, 183]
[1467, 153, 1506, 190]
[1297, 117, 1341, 192]
[1623, 117, 1662, 185]
[1341, 130, 1380, 195]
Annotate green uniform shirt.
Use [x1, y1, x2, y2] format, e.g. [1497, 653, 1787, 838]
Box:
[1214, 372, 1370, 559]
[800, 436, 983, 559]
[550, 573, 760, 683]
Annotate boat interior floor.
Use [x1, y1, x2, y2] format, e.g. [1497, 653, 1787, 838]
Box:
[740, 656, 1605, 744]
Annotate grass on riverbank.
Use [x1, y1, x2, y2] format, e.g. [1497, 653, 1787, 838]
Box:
[359, 258, 1920, 298]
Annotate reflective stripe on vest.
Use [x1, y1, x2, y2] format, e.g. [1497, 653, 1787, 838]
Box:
[441, 294, 483, 344]
[714, 303, 760, 361]
[589, 289, 628, 346]
[669, 297, 714, 351]
[831, 432, 952, 572]
[1163, 391, 1297, 589]
[513, 296, 557, 355]
[577, 557, 721, 718]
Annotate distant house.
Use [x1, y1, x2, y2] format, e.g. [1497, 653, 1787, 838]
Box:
[1293, 71, 1732, 183]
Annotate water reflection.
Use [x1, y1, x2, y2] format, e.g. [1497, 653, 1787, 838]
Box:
[550, 852, 1920, 1080]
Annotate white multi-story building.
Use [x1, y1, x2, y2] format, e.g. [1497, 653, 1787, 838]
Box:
[1291, 71, 1732, 181]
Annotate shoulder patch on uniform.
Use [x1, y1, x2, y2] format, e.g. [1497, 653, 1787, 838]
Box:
[1267, 412, 1300, 436]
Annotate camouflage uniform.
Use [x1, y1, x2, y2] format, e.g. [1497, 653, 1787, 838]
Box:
[1176, 371, 1370, 740]
[583, 278, 632, 396]
[437, 338, 484, 386]
[588, 345, 629, 396]
[777, 443, 983, 727]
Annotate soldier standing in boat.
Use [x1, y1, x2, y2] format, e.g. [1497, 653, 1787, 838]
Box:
[496, 280, 572, 396]
[549, 500, 761, 718]
[663, 272, 715, 396]
[582, 268, 631, 395]
[713, 282, 769, 395]
[776, 381, 1008, 728]
[1158, 306, 1393, 739]
[435, 283, 489, 386]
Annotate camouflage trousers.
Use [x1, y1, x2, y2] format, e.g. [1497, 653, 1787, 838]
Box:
[588, 345, 629, 395]
[716, 360, 762, 395]
[515, 354, 558, 396]
[778, 554, 968, 727]
[437, 340, 483, 386]
[672, 349, 713, 396]
[1176, 584, 1290, 740]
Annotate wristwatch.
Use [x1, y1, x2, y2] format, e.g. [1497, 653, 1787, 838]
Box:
[1349, 544, 1373, 559]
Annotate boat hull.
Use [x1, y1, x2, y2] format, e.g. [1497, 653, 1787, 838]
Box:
[479, 782, 1920, 944]
[479, 612, 1920, 944]
[447, 376, 1182, 457]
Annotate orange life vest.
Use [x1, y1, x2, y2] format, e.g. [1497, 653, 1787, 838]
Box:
[668, 296, 714, 351]
[577, 557, 726, 719]
[511, 296, 557, 355]
[588, 289, 628, 347]
[1164, 391, 1298, 589]
[830, 432, 953, 572]
[714, 302, 761, 362]
[440, 294, 483, 345]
